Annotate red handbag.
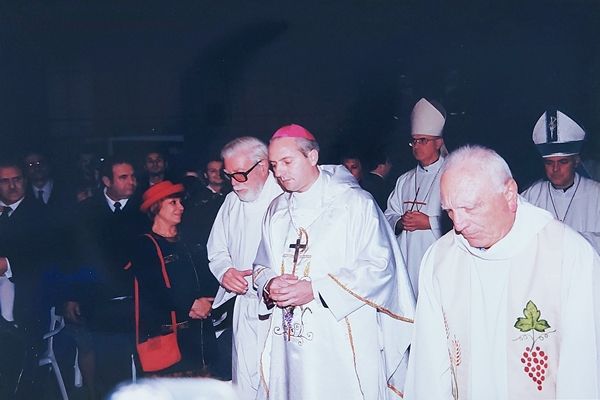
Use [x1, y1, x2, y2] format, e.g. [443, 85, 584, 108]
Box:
[134, 234, 182, 372]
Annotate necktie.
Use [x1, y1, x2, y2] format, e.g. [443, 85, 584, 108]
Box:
[0, 206, 11, 221]
[38, 190, 45, 204]
[114, 201, 122, 214]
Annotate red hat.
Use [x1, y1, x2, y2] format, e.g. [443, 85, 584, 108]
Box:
[140, 180, 185, 212]
[271, 124, 316, 141]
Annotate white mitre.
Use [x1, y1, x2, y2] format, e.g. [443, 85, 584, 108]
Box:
[532, 109, 585, 157]
[411, 98, 447, 156]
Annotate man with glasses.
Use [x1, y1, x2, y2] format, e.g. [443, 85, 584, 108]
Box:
[207, 137, 282, 398]
[385, 98, 448, 298]
[23, 150, 74, 245]
[23, 151, 55, 206]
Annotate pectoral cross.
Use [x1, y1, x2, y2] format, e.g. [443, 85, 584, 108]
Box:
[404, 187, 426, 212]
[284, 227, 309, 341]
[288, 227, 308, 275]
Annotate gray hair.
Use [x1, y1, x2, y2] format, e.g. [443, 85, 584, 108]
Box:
[221, 137, 268, 162]
[441, 145, 513, 192]
[295, 137, 320, 156]
[270, 137, 320, 156]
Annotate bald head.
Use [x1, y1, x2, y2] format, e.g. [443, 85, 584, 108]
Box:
[440, 145, 518, 249]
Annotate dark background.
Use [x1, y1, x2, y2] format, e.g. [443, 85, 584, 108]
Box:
[1, 1, 599, 187]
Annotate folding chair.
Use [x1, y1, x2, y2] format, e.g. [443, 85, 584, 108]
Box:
[38, 306, 68, 400]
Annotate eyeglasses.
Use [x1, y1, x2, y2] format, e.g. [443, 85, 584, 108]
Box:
[409, 137, 440, 147]
[222, 160, 261, 183]
[26, 161, 45, 168]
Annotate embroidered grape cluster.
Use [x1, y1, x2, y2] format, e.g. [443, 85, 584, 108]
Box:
[514, 300, 551, 392]
[282, 307, 295, 340]
[520, 346, 549, 391]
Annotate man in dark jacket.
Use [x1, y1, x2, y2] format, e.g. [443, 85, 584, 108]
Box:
[64, 155, 148, 398]
[361, 148, 394, 211]
[0, 158, 48, 399]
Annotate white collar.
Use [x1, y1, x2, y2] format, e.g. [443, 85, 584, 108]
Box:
[418, 156, 444, 173]
[290, 169, 324, 209]
[0, 196, 25, 214]
[549, 173, 580, 194]
[457, 199, 552, 261]
[206, 185, 223, 195]
[32, 179, 53, 193]
[103, 188, 130, 212]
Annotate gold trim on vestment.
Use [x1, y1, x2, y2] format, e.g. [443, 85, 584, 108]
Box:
[345, 318, 366, 400]
[328, 274, 414, 323]
[387, 383, 404, 398]
[253, 266, 268, 282]
[258, 315, 272, 399]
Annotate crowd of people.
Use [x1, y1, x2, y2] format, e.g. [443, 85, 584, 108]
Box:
[1, 97, 600, 400]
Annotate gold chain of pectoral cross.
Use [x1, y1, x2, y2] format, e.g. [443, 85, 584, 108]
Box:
[405, 164, 442, 212]
[548, 175, 581, 222]
[280, 260, 311, 279]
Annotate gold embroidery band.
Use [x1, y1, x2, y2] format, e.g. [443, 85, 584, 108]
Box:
[345, 318, 366, 400]
[253, 266, 268, 282]
[387, 383, 404, 398]
[259, 317, 273, 399]
[328, 274, 414, 323]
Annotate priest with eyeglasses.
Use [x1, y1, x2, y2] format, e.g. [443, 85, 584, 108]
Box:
[207, 136, 282, 400]
[384, 98, 449, 298]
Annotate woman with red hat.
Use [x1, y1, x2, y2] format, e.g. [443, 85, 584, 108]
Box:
[128, 180, 219, 377]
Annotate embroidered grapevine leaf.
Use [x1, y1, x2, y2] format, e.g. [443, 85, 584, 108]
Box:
[514, 300, 551, 333]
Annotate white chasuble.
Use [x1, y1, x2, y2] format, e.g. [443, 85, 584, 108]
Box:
[522, 173, 600, 254]
[207, 173, 282, 399]
[254, 165, 415, 400]
[384, 156, 445, 298]
[405, 200, 600, 400]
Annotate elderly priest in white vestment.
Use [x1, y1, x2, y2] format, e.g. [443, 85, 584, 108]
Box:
[405, 145, 600, 400]
[253, 124, 415, 400]
[385, 98, 448, 298]
[522, 109, 600, 254]
[207, 137, 282, 399]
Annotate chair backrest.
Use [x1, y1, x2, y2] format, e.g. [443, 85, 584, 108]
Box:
[43, 306, 65, 352]
[50, 306, 63, 329]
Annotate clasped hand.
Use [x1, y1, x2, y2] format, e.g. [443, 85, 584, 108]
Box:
[400, 210, 431, 232]
[189, 297, 214, 319]
[267, 274, 314, 308]
[0, 257, 8, 276]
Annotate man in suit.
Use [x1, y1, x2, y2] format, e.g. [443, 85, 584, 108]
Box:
[0, 158, 48, 398]
[23, 151, 71, 207]
[138, 149, 169, 194]
[63, 155, 148, 398]
[23, 150, 76, 262]
[180, 157, 231, 379]
[361, 148, 394, 211]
